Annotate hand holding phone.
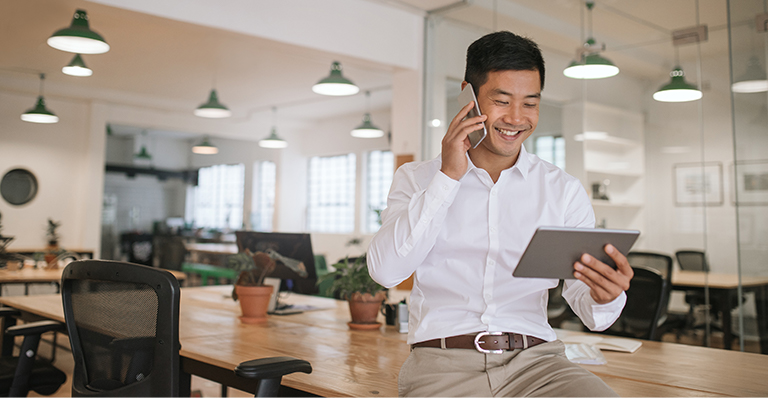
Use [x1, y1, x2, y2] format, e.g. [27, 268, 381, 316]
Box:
[457, 83, 488, 148]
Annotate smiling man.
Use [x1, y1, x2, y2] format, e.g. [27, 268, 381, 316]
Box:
[367, 31, 633, 397]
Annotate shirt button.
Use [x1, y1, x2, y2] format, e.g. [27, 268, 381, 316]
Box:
[484, 293, 492, 301]
[443, 185, 449, 190]
[488, 260, 495, 266]
[490, 227, 497, 233]
[491, 190, 497, 196]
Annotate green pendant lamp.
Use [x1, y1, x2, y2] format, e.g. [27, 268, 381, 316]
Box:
[563, 1, 619, 80]
[312, 61, 360, 96]
[653, 66, 702, 102]
[259, 107, 288, 148]
[62, 54, 93, 77]
[192, 137, 219, 154]
[351, 91, 384, 138]
[194, 89, 232, 118]
[732, 56, 768, 93]
[134, 146, 152, 160]
[21, 74, 59, 124]
[47, 9, 110, 54]
[563, 40, 619, 79]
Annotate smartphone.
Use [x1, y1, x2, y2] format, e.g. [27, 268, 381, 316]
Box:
[457, 83, 488, 148]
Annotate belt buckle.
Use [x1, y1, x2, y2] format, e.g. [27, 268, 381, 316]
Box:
[474, 331, 504, 354]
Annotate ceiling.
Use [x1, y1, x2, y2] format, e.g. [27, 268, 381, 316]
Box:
[0, 0, 746, 140]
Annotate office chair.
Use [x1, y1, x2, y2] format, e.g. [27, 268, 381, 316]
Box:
[675, 250, 742, 343]
[626, 251, 678, 335]
[62, 260, 312, 397]
[594, 266, 668, 341]
[0, 307, 67, 396]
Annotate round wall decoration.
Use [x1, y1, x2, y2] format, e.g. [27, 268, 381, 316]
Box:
[0, 168, 39, 206]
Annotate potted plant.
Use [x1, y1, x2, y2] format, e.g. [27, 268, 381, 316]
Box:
[44, 218, 63, 267]
[227, 249, 276, 324]
[319, 254, 386, 330]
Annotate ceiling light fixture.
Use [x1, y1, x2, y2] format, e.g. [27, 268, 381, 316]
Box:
[47, 9, 110, 54]
[653, 66, 703, 102]
[192, 136, 219, 154]
[732, 56, 768, 93]
[351, 91, 384, 138]
[62, 54, 92, 77]
[134, 130, 152, 165]
[259, 107, 288, 149]
[21, 74, 59, 124]
[563, 1, 619, 79]
[312, 61, 360, 96]
[194, 89, 232, 118]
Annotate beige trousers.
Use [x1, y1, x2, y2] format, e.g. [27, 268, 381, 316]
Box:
[398, 340, 617, 397]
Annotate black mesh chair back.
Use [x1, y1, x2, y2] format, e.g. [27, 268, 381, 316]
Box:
[598, 266, 667, 340]
[627, 251, 673, 322]
[62, 260, 180, 397]
[675, 250, 709, 272]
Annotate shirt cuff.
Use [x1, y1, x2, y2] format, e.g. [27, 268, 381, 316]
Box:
[590, 291, 627, 330]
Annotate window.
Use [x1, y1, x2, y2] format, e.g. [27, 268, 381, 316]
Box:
[307, 154, 356, 233]
[534, 135, 565, 169]
[251, 161, 276, 232]
[365, 150, 394, 233]
[188, 164, 245, 230]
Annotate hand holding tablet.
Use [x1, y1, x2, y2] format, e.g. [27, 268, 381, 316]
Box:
[513, 227, 640, 280]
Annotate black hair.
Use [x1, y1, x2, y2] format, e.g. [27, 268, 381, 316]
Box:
[464, 31, 545, 92]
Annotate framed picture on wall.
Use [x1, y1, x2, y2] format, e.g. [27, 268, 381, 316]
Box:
[674, 162, 723, 206]
[731, 160, 768, 206]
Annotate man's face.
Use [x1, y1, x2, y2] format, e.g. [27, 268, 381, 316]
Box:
[468, 69, 540, 163]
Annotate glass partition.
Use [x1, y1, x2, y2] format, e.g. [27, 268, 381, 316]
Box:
[424, 0, 767, 353]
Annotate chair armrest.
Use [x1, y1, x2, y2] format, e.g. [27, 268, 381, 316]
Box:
[0, 308, 21, 318]
[235, 356, 312, 380]
[6, 320, 65, 336]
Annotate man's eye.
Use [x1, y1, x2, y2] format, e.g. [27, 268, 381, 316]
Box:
[495, 100, 509, 105]
[524, 103, 538, 108]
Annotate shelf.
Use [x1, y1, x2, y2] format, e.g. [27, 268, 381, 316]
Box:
[591, 200, 643, 208]
[586, 169, 643, 178]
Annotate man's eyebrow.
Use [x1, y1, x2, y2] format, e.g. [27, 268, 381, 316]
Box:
[490, 88, 541, 99]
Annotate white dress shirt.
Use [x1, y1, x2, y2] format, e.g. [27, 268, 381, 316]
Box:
[367, 146, 626, 345]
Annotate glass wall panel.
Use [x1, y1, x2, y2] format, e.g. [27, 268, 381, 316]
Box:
[424, 0, 766, 353]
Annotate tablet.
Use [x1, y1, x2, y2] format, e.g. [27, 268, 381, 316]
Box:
[512, 227, 640, 279]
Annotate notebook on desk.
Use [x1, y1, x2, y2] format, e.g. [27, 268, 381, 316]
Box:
[559, 334, 643, 353]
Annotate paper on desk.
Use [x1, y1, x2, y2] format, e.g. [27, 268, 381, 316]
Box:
[559, 334, 642, 353]
[564, 343, 607, 365]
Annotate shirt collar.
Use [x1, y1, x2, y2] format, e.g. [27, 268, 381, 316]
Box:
[461, 145, 531, 180]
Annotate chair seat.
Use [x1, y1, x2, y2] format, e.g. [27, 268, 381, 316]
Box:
[0, 357, 67, 396]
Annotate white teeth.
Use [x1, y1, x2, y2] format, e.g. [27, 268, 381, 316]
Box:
[496, 127, 521, 136]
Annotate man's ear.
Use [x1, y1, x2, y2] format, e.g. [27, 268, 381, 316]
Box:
[461, 81, 468, 91]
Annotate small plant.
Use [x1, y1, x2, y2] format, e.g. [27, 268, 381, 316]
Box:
[46, 218, 61, 246]
[227, 249, 276, 301]
[318, 254, 384, 300]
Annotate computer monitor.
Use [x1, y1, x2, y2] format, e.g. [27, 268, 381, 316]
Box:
[234, 231, 318, 295]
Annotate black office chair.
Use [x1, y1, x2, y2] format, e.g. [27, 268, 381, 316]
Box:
[675, 250, 743, 342]
[626, 252, 678, 334]
[62, 260, 312, 397]
[594, 266, 668, 341]
[0, 308, 67, 396]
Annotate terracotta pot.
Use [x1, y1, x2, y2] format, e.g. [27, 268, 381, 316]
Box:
[347, 291, 386, 327]
[44, 244, 59, 269]
[235, 284, 273, 324]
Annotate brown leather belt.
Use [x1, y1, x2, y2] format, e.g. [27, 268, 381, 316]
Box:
[412, 332, 547, 354]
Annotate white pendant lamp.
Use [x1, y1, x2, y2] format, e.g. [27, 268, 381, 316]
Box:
[653, 66, 702, 102]
[259, 107, 288, 149]
[192, 136, 219, 154]
[47, 9, 110, 54]
[312, 61, 360, 96]
[732, 56, 768, 93]
[194, 89, 232, 118]
[62, 54, 93, 77]
[351, 91, 384, 138]
[21, 74, 59, 124]
[563, 1, 619, 80]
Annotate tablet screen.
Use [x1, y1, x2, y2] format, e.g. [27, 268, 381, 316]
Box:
[512, 227, 640, 279]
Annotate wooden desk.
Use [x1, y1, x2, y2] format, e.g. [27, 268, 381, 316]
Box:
[5, 248, 94, 259]
[2, 285, 768, 396]
[0, 266, 187, 295]
[672, 271, 768, 353]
